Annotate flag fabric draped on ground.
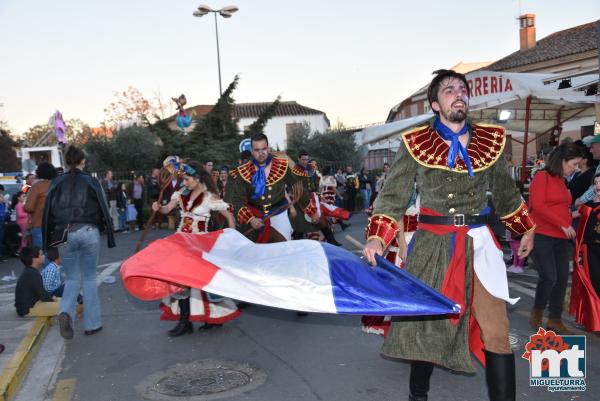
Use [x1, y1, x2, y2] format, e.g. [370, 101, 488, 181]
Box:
[120, 229, 460, 316]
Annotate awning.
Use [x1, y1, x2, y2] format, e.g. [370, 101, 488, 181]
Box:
[358, 70, 597, 146]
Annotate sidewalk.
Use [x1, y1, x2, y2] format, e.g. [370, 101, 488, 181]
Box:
[0, 256, 50, 401]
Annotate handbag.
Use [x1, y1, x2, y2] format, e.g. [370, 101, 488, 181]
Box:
[49, 225, 69, 247]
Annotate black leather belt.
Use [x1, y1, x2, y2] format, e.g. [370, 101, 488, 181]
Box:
[418, 213, 490, 227]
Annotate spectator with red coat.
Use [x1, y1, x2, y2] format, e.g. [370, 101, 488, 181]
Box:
[528, 142, 583, 334]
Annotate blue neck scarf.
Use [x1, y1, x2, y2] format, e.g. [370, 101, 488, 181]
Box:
[296, 163, 314, 177]
[251, 155, 272, 200]
[433, 117, 473, 177]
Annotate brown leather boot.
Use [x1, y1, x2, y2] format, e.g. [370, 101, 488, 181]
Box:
[546, 318, 573, 335]
[529, 308, 544, 330]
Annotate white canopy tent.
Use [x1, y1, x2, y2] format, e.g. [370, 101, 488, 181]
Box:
[357, 70, 597, 181]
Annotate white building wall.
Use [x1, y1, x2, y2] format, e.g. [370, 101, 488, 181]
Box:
[237, 115, 329, 151]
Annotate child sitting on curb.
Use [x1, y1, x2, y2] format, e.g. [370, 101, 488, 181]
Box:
[14, 246, 59, 317]
[41, 247, 64, 297]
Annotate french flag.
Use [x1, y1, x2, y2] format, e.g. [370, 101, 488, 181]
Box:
[121, 229, 460, 316]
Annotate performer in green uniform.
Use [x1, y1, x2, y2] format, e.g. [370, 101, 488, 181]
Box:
[290, 151, 343, 245]
[230, 134, 318, 243]
[363, 70, 536, 401]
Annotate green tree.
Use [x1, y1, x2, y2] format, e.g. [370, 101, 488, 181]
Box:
[84, 136, 114, 172]
[150, 119, 187, 162]
[285, 122, 359, 167]
[309, 127, 359, 167]
[111, 126, 161, 172]
[285, 122, 311, 160]
[243, 96, 281, 137]
[84, 125, 161, 172]
[0, 128, 20, 171]
[187, 76, 241, 165]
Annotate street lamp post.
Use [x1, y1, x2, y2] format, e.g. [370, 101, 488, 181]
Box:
[193, 4, 239, 96]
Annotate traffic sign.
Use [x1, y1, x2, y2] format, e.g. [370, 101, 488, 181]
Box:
[239, 138, 252, 153]
[22, 159, 36, 173]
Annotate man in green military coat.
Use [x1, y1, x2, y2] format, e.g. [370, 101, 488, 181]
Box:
[229, 133, 318, 243]
[363, 70, 535, 401]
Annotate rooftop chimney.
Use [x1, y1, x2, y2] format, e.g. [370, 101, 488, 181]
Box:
[518, 14, 536, 51]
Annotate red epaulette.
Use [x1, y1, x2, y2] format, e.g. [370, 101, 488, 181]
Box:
[291, 164, 309, 177]
[402, 123, 506, 172]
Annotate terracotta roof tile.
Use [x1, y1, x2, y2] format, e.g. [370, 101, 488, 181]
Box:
[165, 101, 326, 121]
[488, 21, 598, 71]
[233, 101, 326, 119]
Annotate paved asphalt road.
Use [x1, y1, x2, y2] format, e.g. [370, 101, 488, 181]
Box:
[11, 214, 600, 401]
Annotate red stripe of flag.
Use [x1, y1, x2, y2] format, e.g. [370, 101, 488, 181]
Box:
[121, 232, 221, 301]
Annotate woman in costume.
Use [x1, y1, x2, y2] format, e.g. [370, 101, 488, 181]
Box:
[570, 173, 600, 332]
[152, 161, 240, 336]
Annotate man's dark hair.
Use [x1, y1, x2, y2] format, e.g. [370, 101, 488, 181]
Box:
[25, 173, 35, 180]
[383, 162, 390, 167]
[65, 145, 85, 168]
[20, 246, 41, 267]
[47, 247, 60, 262]
[204, 160, 214, 165]
[545, 142, 583, 177]
[250, 133, 269, 146]
[35, 162, 57, 180]
[298, 150, 309, 158]
[322, 166, 332, 176]
[220, 166, 229, 173]
[427, 69, 469, 115]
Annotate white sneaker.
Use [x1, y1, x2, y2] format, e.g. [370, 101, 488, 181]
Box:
[507, 265, 524, 273]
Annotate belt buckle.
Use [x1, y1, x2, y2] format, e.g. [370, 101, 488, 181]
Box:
[453, 214, 466, 227]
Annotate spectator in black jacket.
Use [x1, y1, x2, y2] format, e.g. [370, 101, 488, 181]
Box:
[116, 182, 128, 232]
[43, 145, 115, 339]
[15, 246, 57, 317]
[569, 145, 596, 203]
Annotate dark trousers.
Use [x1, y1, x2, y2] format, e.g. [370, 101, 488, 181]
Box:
[344, 190, 356, 212]
[531, 234, 571, 318]
[134, 198, 144, 230]
[587, 244, 600, 297]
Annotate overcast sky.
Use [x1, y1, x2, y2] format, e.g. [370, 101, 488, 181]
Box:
[0, 0, 598, 134]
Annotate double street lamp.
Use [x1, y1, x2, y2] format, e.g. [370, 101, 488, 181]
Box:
[193, 4, 239, 96]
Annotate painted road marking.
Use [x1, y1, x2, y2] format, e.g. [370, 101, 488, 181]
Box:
[95, 261, 122, 286]
[51, 378, 76, 401]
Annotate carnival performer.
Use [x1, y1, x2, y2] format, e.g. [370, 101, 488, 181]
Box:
[319, 166, 351, 231]
[363, 69, 535, 401]
[229, 134, 317, 243]
[570, 172, 600, 332]
[290, 152, 343, 245]
[152, 161, 239, 335]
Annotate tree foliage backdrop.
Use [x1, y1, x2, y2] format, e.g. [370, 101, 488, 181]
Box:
[286, 122, 359, 168]
[19, 119, 94, 147]
[0, 127, 20, 171]
[84, 126, 161, 172]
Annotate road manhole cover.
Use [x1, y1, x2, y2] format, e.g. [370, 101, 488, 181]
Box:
[137, 359, 267, 400]
[508, 329, 528, 351]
